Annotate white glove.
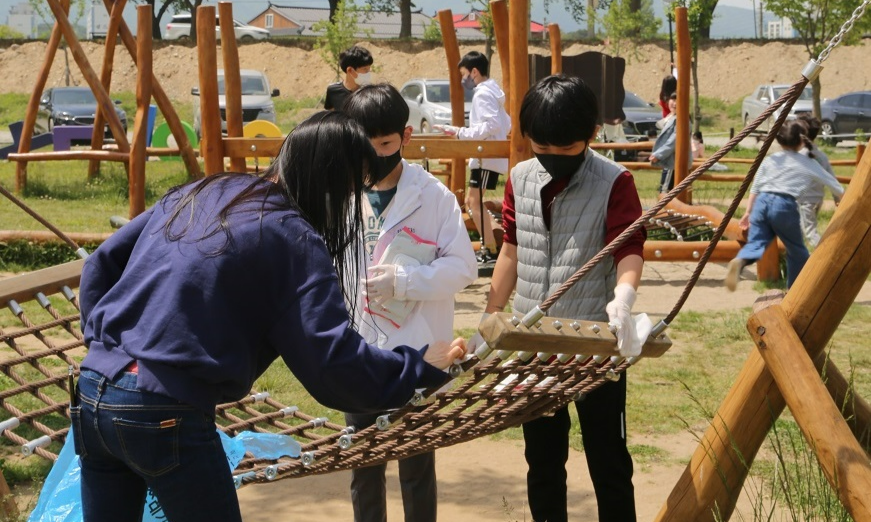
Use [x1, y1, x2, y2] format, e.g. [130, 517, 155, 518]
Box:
[467, 313, 490, 353]
[365, 265, 396, 301]
[433, 124, 459, 136]
[605, 283, 641, 357]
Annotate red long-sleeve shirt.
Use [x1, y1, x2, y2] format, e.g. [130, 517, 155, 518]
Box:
[501, 171, 646, 264]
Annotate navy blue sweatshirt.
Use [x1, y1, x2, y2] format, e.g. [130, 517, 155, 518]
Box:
[80, 175, 448, 413]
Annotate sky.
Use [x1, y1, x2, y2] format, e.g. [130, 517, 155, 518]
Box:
[1, 0, 776, 38]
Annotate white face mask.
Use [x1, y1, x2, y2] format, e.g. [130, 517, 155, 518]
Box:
[355, 71, 372, 86]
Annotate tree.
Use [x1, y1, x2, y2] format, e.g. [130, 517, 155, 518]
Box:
[598, 0, 660, 56]
[137, 0, 185, 39]
[367, 0, 416, 38]
[313, 0, 369, 78]
[766, 0, 871, 119]
[0, 25, 25, 38]
[466, 0, 496, 63]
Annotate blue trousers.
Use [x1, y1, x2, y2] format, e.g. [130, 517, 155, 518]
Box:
[737, 192, 809, 288]
[522, 376, 635, 522]
[73, 369, 241, 522]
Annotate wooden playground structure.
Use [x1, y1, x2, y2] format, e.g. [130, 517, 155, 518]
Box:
[0, 1, 870, 521]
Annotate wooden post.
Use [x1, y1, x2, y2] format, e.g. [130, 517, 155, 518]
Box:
[198, 6, 224, 176]
[673, 6, 691, 204]
[857, 143, 866, 164]
[756, 240, 782, 282]
[437, 10, 467, 203]
[547, 23, 561, 74]
[100, 0, 201, 179]
[657, 126, 871, 522]
[748, 305, 871, 520]
[15, 0, 69, 193]
[508, 0, 531, 171]
[219, 2, 246, 173]
[490, 0, 510, 113]
[89, 0, 127, 178]
[128, 5, 151, 218]
[46, 0, 129, 153]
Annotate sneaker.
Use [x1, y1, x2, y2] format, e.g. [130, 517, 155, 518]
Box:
[725, 258, 745, 292]
[476, 247, 498, 266]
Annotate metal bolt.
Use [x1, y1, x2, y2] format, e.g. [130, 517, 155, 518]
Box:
[605, 370, 621, 382]
[477, 145, 484, 152]
[420, 146, 426, 153]
[376, 415, 391, 430]
[553, 320, 563, 331]
[339, 434, 353, 450]
[265, 465, 279, 479]
[692, 251, 700, 259]
[570, 321, 581, 331]
[250, 145, 257, 152]
[510, 316, 521, 327]
[301, 453, 316, 467]
[589, 324, 601, 334]
[757, 326, 766, 336]
[655, 250, 663, 258]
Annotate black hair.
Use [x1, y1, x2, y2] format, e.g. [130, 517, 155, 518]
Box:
[163, 111, 376, 323]
[344, 83, 409, 138]
[777, 119, 814, 157]
[797, 113, 822, 141]
[693, 131, 703, 142]
[520, 75, 598, 146]
[659, 75, 677, 103]
[668, 92, 678, 100]
[339, 45, 373, 72]
[458, 51, 489, 77]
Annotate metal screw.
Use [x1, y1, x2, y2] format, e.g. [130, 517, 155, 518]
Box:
[570, 321, 581, 331]
[477, 145, 484, 152]
[420, 146, 426, 153]
[553, 320, 563, 331]
[589, 324, 601, 334]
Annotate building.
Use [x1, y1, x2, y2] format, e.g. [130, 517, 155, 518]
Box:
[452, 9, 547, 39]
[766, 17, 796, 39]
[7, 2, 37, 38]
[247, 4, 485, 39]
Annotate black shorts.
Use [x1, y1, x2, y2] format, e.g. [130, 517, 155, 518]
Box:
[469, 169, 501, 190]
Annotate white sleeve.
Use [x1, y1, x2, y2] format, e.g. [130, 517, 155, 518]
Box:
[808, 161, 845, 198]
[457, 91, 503, 141]
[393, 192, 477, 301]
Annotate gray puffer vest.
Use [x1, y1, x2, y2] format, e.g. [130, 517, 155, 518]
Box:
[512, 149, 624, 321]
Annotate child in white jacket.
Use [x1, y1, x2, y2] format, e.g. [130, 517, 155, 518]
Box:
[343, 83, 477, 522]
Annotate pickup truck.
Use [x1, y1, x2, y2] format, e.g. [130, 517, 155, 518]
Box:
[742, 84, 814, 132]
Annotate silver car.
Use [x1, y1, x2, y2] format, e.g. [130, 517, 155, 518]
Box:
[400, 79, 471, 134]
[192, 69, 279, 138]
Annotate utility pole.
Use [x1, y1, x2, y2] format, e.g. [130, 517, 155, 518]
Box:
[758, 0, 764, 39]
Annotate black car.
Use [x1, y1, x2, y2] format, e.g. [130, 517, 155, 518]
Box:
[622, 91, 662, 138]
[36, 87, 128, 140]
[819, 91, 871, 144]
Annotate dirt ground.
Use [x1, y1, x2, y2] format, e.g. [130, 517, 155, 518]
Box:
[1, 39, 870, 106]
[236, 262, 871, 521]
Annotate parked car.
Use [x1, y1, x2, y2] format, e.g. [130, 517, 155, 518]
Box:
[192, 69, 280, 138]
[165, 13, 270, 41]
[742, 84, 814, 131]
[399, 79, 472, 133]
[35, 87, 128, 139]
[621, 91, 661, 138]
[819, 91, 871, 144]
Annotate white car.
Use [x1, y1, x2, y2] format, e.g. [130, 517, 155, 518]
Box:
[400, 79, 471, 133]
[165, 13, 270, 42]
[192, 69, 280, 138]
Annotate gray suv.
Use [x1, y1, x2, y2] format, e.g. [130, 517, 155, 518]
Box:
[400, 79, 471, 133]
[192, 69, 279, 138]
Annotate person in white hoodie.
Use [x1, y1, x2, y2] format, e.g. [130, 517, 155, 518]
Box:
[342, 83, 477, 522]
[436, 51, 511, 265]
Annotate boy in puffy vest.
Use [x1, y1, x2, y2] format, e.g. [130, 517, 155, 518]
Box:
[473, 75, 647, 521]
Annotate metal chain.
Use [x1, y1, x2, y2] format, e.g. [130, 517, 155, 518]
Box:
[817, 0, 871, 63]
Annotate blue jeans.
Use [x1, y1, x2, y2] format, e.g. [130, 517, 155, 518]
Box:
[737, 192, 809, 288]
[73, 369, 241, 522]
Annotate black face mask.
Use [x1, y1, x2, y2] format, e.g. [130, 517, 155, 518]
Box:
[535, 148, 586, 181]
[372, 149, 403, 185]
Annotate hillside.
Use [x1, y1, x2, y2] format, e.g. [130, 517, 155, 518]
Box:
[0, 38, 868, 106]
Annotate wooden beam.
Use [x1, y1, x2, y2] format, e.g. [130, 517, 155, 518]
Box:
[657, 133, 871, 521]
[16, 0, 69, 193]
[437, 10, 467, 203]
[508, 0, 530, 170]
[490, 0, 510, 113]
[197, 6, 224, 176]
[219, 2, 246, 173]
[89, 0, 127, 178]
[128, 4, 151, 218]
[100, 0, 201, 178]
[548, 23, 561, 74]
[749, 305, 871, 520]
[0, 260, 84, 305]
[644, 240, 742, 262]
[0, 231, 112, 244]
[405, 138, 510, 159]
[756, 240, 782, 282]
[46, 0, 129, 153]
[7, 151, 130, 162]
[673, 6, 691, 203]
